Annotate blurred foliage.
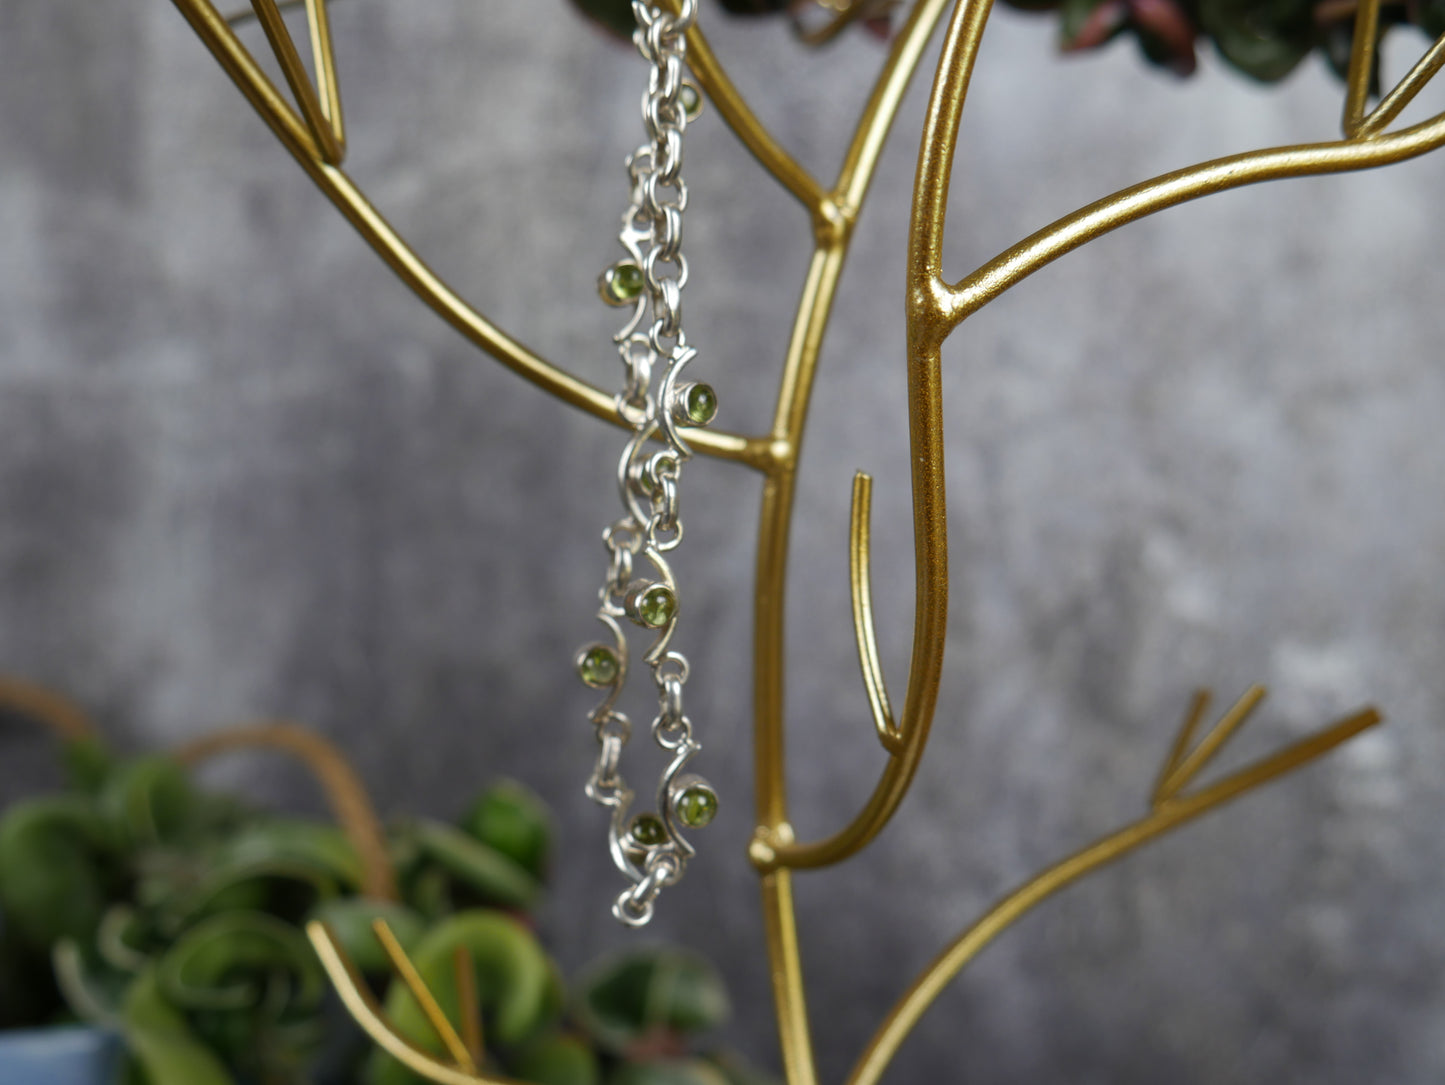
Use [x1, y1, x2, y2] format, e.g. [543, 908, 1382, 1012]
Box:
[566, 0, 1442, 88]
[0, 710, 776, 1085]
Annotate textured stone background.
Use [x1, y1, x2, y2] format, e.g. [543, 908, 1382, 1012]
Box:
[4, 0, 1445, 1081]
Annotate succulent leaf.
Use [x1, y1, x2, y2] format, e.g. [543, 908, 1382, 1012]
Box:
[157, 911, 323, 1012]
[0, 796, 111, 949]
[121, 969, 235, 1085]
[1060, 0, 1130, 49]
[576, 950, 730, 1055]
[462, 779, 553, 883]
[63, 736, 115, 795]
[1200, 0, 1313, 79]
[608, 1059, 732, 1085]
[510, 1032, 602, 1085]
[98, 758, 204, 851]
[154, 912, 326, 1074]
[411, 819, 540, 910]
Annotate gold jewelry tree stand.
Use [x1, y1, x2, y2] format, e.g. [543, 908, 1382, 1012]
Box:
[165, 0, 1445, 1079]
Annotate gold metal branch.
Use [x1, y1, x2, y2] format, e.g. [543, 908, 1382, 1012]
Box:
[223, 0, 324, 25]
[1339, 0, 1445, 138]
[751, 0, 955, 871]
[173, 720, 399, 901]
[454, 945, 485, 1068]
[1356, 34, 1445, 137]
[1149, 687, 1212, 805]
[167, 0, 766, 470]
[1152, 685, 1265, 805]
[679, 17, 827, 213]
[849, 474, 903, 755]
[372, 920, 479, 1074]
[307, 920, 513, 1085]
[1342, 0, 1386, 133]
[745, 0, 985, 884]
[911, 0, 1445, 331]
[247, 0, 344, 164]
[846, 692, 1383, 1085]
[939, 111, 1445, 327]
[0, 675, 96, 742]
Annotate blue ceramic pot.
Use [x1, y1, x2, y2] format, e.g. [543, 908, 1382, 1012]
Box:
[0, 1026, 122, 1085]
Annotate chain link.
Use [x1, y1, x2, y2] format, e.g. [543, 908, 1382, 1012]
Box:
[576, 0, 718, 927]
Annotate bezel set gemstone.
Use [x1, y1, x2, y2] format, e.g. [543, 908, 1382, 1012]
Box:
[675, 782, 718, 829]
[629, 812, 668, 847]
[679, 82, 702, 121]
[674, 381, 718, 427]
[599, 261, 645, 306]
[576, 643, 620, 687]
[626, 582, 677, 629]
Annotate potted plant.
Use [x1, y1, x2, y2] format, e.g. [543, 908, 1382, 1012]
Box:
[0, 678, 773, 1085]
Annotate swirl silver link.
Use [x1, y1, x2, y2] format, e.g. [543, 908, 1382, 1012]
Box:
[578, 0, 718, 927]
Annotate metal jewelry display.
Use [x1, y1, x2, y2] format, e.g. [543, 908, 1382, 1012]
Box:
[165, 0, 1444, 1078]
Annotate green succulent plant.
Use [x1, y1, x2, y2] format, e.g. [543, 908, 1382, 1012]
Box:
[0, 686, 775, 1085]
[564, 0, 1439, 88]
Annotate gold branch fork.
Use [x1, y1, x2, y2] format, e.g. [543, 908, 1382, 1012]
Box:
[164, 0, 1438, 1078]
[306, 919, 501, 1084]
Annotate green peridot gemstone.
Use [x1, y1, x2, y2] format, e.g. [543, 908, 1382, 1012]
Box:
[634, 584, 676, 628]
[630, 813, 667, 847]
[576, 644, 619, 687]
[676, 785, 718, 829]
[600, 262, 644, 306]
[683, 382, 718, 426]
[632, 454, 674, 497]
[679, 83, 702, 120]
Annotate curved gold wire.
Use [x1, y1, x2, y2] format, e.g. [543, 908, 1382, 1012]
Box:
[740, 2, 955, 1077]
[1154, 684, 1264, 803]
[0, 675, 96, 741]
[168, 0, 766, 470]
[910, 0, 1445, 335]
[247, 0, 343, 164]
[307, 921, 515, 1085]
[908, 0, 995, 322]
[846, 700, 1383, 1085]
[454, 946, 484, 1067]
[751, 0, 996, 878]
[940, 109, 1445, 327]
[677, 15, 827, 214]
[849, 474, 903, 754]
[303, 0, 345, 150]
[1360, 32, 1445, 137]
[755, 355, 948, 875]
[1342, 0, 1383, 135]
[1333, 0, 1445, 138]
[173, 721, 399, 901]
[223, 0, 328, 24]
[370, 920, 477, 1073]
[834, 0, 955, 217]
[1149, 688, 1210, 807]
[756, 0, 962, 878]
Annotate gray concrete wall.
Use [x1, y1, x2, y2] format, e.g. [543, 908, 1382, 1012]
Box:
[3, 0, 1445, 1080]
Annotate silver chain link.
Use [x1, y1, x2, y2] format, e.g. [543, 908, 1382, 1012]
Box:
[576, 0, 718, 927]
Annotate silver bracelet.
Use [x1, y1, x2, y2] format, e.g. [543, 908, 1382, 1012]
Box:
[577, 0, 717, 928]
